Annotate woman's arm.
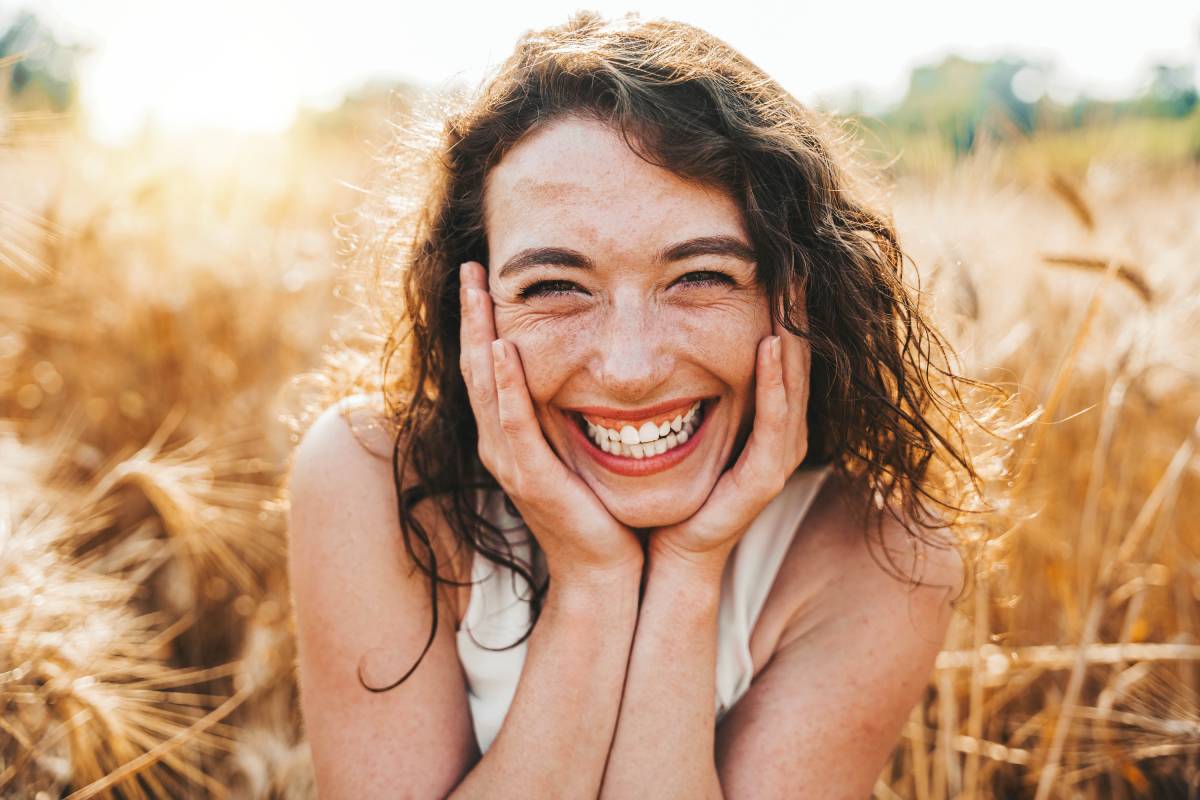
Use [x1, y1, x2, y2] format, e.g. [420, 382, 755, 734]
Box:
[598, 485, 962, 800]
[289, 404, 642, 799]
[289, 406, 476, 798]
[455, 563, 640, 798]
[599, 544, 728, 800]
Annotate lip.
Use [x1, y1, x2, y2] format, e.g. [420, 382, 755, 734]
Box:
[563, 396, 708, 422]
[563, 399, 712, 477]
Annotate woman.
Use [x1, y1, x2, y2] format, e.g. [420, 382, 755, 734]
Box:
[288, 12, 996, 798]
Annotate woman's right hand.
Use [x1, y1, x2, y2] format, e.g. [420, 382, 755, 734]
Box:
[458, 261, 644, 585]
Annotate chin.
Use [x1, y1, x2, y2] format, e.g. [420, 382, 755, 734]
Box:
[550, 396, 729, 530]
[596, 485, 710, 530]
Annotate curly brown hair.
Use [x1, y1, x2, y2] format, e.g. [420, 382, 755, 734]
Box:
[346, 12, 1009, 692]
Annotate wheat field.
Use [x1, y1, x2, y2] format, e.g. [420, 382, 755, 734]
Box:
[1, 100, 1197, 797]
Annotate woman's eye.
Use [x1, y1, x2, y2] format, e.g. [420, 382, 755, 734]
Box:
[516, 279, 585, 300]
[675, 270, 735, 288]
[516, 271, 733, 299]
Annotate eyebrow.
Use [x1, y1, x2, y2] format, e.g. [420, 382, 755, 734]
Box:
[496, 235, 756, 280]
[498, 247, 593, 280]
[661, 235, 756, 264]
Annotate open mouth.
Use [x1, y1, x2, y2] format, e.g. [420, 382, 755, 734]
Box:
[569, 399, 711, 460]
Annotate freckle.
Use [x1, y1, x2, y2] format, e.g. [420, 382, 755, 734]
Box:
[517, 178, 575, 201]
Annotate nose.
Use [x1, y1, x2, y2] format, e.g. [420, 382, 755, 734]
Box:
[590, 288, 673, 401]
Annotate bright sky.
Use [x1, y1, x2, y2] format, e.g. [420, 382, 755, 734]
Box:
[17, 0, 1200, 143]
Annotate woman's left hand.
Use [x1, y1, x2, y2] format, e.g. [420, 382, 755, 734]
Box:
[650, 314, 810, 570]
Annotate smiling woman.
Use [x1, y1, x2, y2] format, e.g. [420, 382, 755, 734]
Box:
[286, 11, 1008, 799]
[484, 117, 772, 523]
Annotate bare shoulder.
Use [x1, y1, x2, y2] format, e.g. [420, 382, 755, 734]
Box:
[752, 470, 965, 670]
[286, 397, 479, 795]
[335, 392, 399, 460]
[799, 470, 966, 594]
[284, 395, 395, 517]
[718, 470, 966, 797]
[286, 396, 407, 582]
[287, 395, 471, 600]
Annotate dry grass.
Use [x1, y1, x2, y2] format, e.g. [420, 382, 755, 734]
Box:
[0, 121, 363, 797]
[882, 152, 1200, 797]
[1, 108, 1197, 797]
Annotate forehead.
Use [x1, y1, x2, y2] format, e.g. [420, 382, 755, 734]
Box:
[483, 116, 746, 259]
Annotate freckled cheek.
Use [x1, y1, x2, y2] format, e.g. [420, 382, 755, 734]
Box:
[673, 306, 770, 404]
[494, 310, 591, 407]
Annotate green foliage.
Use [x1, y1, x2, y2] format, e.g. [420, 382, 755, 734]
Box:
[860, 53, 1200, 169]
[0, 8, 81, 112]
[883, 56, 1036, 152]
[873, 53, 1200, 163]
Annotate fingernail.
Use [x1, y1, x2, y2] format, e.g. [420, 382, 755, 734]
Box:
[769, 336, 781, 362]
[466, 287, 480, 314]
[491, 339, 506, 364]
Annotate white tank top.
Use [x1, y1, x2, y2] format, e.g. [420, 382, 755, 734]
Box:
[455, 465, 831, 754]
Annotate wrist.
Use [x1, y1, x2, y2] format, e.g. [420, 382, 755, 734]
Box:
[646, 536, 730, 597]
[549, 556, 644, 613]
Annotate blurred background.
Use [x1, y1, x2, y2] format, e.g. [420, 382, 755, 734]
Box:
[1, 1, 1198, 797]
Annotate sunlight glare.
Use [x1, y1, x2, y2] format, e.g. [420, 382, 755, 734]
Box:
[75, 0, 306, 142]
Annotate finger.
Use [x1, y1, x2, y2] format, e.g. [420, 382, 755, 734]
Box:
[773, 312, 811, 463]
[737, 334, 790, 491]
[461, 260, 491, 307]
[700, 335, 790, 536]
[459, 261, 498, 408]
[459, 287, 497, 420]
[462, 262, 500, 405]
[458, 282, 473, 386]
[490, 339, 568, 486]
[464, 287, 499, 405]
[459, 264, 507, 465]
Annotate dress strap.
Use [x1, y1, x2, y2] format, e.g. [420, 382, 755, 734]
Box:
[714, 465, 831, 718]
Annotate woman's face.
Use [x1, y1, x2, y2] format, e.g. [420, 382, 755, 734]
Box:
[483, 116, 774, 529]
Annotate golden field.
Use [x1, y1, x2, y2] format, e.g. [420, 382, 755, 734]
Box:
[1, 103, 1198, 797]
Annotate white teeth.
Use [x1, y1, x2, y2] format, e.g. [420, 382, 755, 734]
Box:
[582, 400, 705, 459]
[589, 427, 689, 459]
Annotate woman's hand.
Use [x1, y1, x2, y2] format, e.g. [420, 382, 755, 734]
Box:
[650, 313, 811, 572]
[458, 261, 644, 585]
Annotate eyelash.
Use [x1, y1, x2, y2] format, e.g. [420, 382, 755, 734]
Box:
[516, 270, 735, 300]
